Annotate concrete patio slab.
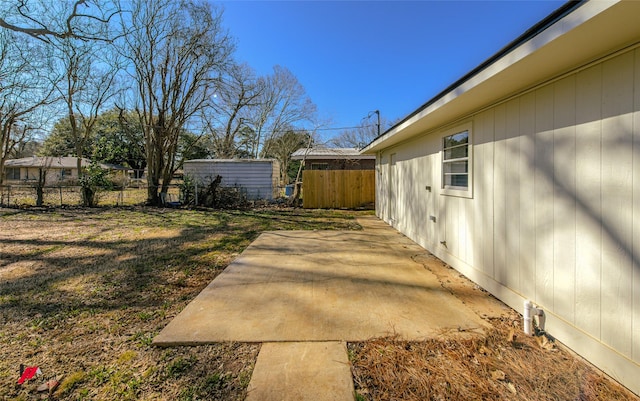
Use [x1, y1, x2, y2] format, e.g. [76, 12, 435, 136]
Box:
[245, 342, 353, 401]
[154, 220, 489, 345]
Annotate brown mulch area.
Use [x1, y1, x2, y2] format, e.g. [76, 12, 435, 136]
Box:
[349, 299, 638, 401]
[348, 254, 639, 401]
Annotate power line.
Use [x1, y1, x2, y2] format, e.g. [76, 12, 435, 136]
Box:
[286, 124, 376, 133]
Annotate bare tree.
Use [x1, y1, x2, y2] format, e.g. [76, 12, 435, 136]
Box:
[51, 35, 121, 182]
[205, 65, 317, 161]
[0, 0, 122, 203]
[247, 66, 317, 158]
[206, 63, 262, 158]
[0, 30, 56, 186]
[120, 0, 234, 205]
[0, 0, 120, 43]
[330, 113, 389, 149]
[7, 123, 41, 158]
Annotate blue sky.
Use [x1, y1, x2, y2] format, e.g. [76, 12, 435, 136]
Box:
[220, 0, 566, 139]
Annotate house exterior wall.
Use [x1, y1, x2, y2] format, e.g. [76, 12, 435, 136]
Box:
[183, 160, 280, 200]
[4, 167, 78, 184]
[376, 47, 640, 395]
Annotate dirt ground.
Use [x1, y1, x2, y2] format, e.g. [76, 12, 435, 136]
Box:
[1, 206, 638, 400]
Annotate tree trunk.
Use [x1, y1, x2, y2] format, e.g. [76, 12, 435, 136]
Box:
[288, 135, 313, 207]
[145, 124, 165, 206]
[82, 186, 95, 207]
[147, 174, 161, 206]
[288, 159, 304, 207]
[35, 168, 46, 206]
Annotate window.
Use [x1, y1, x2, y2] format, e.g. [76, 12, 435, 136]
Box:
[442, 124, 472, 197]
[61, 169, 72, 179]
[310, 163, 328, 170]
[5, 167, 20, 180]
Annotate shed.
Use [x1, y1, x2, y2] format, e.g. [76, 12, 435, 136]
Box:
[362, 0, 640, 395]
[183, 159, 280, 200]
[291, 148, 375, 208]
[291, 147, 375, 170]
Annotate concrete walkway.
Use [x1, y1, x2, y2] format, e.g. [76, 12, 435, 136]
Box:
[245, 342, 354, 401]
[154, 216, 499, 400]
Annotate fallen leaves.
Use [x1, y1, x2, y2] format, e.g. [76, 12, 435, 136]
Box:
[490, 370, 506, 381]
[350, 317, 639, 401]
[536, 334, 556, 351]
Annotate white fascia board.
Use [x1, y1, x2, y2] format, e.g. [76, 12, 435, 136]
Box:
[362, 0, 618, 154]
[291, 154, 375, 160]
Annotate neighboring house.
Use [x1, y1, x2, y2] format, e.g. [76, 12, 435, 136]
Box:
[362, 1, 640, 396]
[183, 159, 280, 200]
[4, 157, 93, 184]
[291, 147, 375, 170]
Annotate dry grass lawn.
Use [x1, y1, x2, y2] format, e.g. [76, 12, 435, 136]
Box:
[0, 206, 362, 400]
[1, 206, 637, 401]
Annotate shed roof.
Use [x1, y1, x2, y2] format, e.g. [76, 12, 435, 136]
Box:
[291, 148, 375, 160]
[362, 0, 640, 153]
[184, 158, 278, 164]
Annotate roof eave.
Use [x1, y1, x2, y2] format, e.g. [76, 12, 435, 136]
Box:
[362, 0, 636, 154]
[291, 155, 375, 161]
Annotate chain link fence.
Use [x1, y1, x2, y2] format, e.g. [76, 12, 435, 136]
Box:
[0, 184, 291, 208]
[0, 184, 180, 208]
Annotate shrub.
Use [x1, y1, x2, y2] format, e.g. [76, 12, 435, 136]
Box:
[179, 174, 197, 206]
[79, 162, 113, 207]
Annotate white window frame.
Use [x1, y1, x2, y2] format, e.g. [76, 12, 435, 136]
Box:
[441, 122, 473, 198]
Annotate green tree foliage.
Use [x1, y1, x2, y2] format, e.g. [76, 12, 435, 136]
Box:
[40, 117, 89, 157]
[41, 108, 218, 180]
[178, 131, 213, 162]
[94, 109, 146, 177]
[262, 129, 311, 184]
[40, 108, 146, 175]
[79, 160, 112, 207]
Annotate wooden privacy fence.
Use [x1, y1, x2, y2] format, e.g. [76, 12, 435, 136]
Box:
[302, 170, 375, 209]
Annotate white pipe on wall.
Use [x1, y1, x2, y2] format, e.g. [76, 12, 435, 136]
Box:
[524, 300, 545, 336]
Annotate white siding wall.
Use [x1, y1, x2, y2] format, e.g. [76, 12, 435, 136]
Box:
[22, 168, 77, 183]
[183, 160, 279, 200]
[376, 47, 640, 395]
